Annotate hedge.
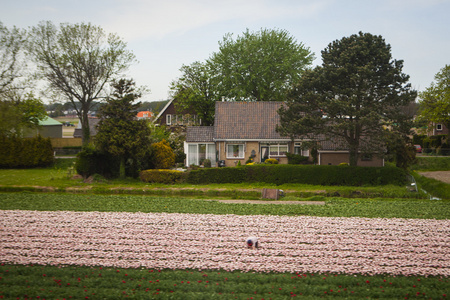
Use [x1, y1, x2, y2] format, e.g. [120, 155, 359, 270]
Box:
[0, 135, 54, 168]
[186, 164, 408, 186]
[140, 169, 185, 184]
[75, 146, 119, 178]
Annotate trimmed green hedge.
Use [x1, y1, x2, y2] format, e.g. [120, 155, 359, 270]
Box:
[186, 165, 408, 186]
[140, 169, 185, 184]
[75, 146, 119, 178]
[0, 135, 54, 168]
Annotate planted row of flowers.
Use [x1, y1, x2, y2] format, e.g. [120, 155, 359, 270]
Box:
[0, 210, 449, 276]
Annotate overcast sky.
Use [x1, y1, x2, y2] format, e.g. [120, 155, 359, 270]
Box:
[1, 0, 449, 103]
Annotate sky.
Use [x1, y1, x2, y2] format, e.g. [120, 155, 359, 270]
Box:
[1, 0, 449, 103]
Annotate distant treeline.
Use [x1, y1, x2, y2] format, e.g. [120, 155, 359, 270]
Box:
[45, 100, 169, 117]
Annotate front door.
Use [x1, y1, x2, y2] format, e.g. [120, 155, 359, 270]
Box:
[261, 146, 269, 162]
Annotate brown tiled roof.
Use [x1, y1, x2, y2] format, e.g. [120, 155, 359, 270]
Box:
[318, 135, 349, 151]
[186, 126, 214, 142]
[214, 101, 287, 140]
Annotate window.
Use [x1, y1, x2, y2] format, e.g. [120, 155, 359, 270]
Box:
[166, 114, 172, 125]
[437, 124, 443, 131]
[294, 143, 309, 157]
[361, 154, 373, 161]
[269, 144, 288, 157]
[187, 144, 216, 166]
[227, 144, 244, 158]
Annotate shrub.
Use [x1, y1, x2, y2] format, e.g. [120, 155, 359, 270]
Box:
[203, 159, 212, 168]
[186, 164, 408, 186]
[0, 134, 53, 168]
[286, 153, 310, 164]
[265, 158, 278, 164]
[186, 167, 247, 184]
[75, 145, 118, 178]
[151, 139, 175, 169]
[140, 169, 185, 184]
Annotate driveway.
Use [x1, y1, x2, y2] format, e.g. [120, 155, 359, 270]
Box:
[418, 171, 450, 184]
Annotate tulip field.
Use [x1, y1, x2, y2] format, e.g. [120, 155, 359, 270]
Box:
[0, 172, 449, 300]
[1, 202, 449, 299]
[1, 210, 449, 277]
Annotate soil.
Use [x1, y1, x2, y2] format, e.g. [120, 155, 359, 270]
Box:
[205, 199, 326, 205]
[417, 171, 450, 184]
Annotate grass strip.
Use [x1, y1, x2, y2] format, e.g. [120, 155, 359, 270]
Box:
[413, 172, 450, 200]
[0, 264, 448, 300]
[0, 193, 449, 219]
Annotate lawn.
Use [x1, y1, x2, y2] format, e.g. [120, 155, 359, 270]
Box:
[0, 159, 449, 299]
[0, 158, 432, 200]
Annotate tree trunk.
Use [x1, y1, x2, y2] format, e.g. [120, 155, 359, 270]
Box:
[349, 144, 359, 167]
[119, 156, 126, 179]
[81, 107, 91, 147]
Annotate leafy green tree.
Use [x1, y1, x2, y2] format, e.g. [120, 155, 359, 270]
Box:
[95, 79, 152, 178]
[0, 92, 47, 137]
[277, 32, 416, 166]
[209, 28, 314, 102]
[418, 65, 450, 137]
[170, 61, 217, 126]
[28, 21, 136, 146]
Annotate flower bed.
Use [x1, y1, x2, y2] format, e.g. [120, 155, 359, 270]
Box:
[0, 210, 449, 276]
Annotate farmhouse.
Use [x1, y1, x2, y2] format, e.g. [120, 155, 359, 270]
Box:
[184, 101, 384, 167]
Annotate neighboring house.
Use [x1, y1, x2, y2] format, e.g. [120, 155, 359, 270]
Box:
[73, 117, 100, 138]
[185, 101, 309, 167]
[23, 116, 63, 138]
[427, 122, 449, 136]
[317, 137, 384, 167]
[185, 101, 384, 167]
[137, 111, 154, 120]
[154, 99, 201, 130]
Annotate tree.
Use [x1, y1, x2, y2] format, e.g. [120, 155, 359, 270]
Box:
[95, 79, 152, 178]
[0, 92, 47, 137]
[0, 22, 27, 98]
[28, 21, 136, 146]
[418, 65, 450, 137]
[277, 32, 417, 166]
[209, 28, 314, 101]
[170, 61, 217, 126]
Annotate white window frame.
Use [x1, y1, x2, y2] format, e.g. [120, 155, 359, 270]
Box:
[294, 143, 310, 157]
[268, 143, 288, 157]
[166, 114, 172, 125]
[187, 143, 216, 166]
[226, 144, 245, 159]
[437, 123, 443, 131]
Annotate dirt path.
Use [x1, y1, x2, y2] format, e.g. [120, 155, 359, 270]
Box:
[206, 199, 326, 205]
[418, 171, 450, 184]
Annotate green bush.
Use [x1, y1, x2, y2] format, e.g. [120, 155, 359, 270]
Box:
[0, 135, 54, 168]
[139, 169, 185, 184]
[286, 153, 310, 164]
[186, 165, 408, 186]
[187, 167, 247, 184]
[75, 145, 118, 178]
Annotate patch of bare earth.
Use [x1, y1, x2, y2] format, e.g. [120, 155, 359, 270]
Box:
[206, 199, 326, 205]
[418, 171, 450, 184]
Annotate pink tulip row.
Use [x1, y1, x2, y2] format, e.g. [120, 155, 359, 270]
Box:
[0, 210, 449, 276]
